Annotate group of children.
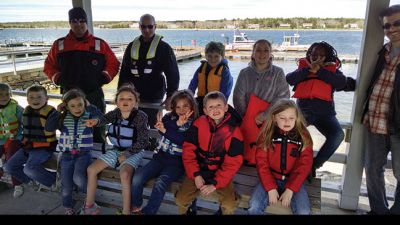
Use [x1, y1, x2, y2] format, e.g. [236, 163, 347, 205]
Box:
[0, 39, 355, 215]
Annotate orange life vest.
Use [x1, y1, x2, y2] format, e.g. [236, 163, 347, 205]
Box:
[240, 94, 270, 166]
[292, 58, 337, 101]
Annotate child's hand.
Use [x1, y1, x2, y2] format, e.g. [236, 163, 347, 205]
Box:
[279, 189, 293, 208]
[84, 119, 99, 127]
[194, 175, 205, 189]
[118, 154, 126, 164]
[255, 112, 266, 125]
[200, 184, 216, 196]
[56, 102, 66, 112]
[177, 110, 193, 126]
[306, 56, 325, 73]
[268, 189, 279, 205]
[154, 121, 166, 133]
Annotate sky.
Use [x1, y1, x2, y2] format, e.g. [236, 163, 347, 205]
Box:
[0, 0, 400, 22]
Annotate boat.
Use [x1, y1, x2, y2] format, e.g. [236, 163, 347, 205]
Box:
[274, 33, 310, 52]
[224, 29, 255, 51]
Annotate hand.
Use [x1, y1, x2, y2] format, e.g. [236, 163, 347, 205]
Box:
[194, 175, 205, 189]
[84, 119, 99, 127]
[305, 56, 325, 73]
[177, 110, 193, 126]
[268, 189, 279, 205]
[279, 189, 293, 208]
[154, 120, 166, 133]
[118, 154, 127, 164]
[255, 112, 266, 126]
[161, 97, 172, 111]
[56, 102, 66, 112]
[200, 184, 216, 196]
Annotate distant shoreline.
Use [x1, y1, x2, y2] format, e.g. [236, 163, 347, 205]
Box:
[0, 27, 363, 32]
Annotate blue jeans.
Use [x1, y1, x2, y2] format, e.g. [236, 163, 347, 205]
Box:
[248, 180, 311, 215]
[4, 148, 56, 187]
[131, 152, 184, 214]
[60, 151, 92, 208]
[302, 112, 344, 169]
[365, 130, 400, 214]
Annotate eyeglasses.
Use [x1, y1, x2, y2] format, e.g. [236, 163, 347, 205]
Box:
[140, 24, 154, 29]
[382, 19, 400, 30]
[70, 19, 87, 24]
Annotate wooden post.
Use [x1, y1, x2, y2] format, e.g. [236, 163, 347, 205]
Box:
[71, 0, 94, 35]
[339, 0, 390, 210]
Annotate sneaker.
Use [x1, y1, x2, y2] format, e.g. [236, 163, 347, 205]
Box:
[65, 208, 75, 215]
[79, 202, 101, 215]
[13, 185, 24, 198]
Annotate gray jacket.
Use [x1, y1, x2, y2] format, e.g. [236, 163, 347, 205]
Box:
[233, 61, 290, 117]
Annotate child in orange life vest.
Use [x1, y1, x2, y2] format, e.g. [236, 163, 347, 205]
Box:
[175, 91, 243, 215]
[45, 88, 103, 215]
[188, 41, 233, 115]
[4, 85, 58, 193]
[286, 41, 355, 178]
[0, 83, 24, 198]
[81, 85, 149, 215]
[131, 90, 198, 215]
[248, 99, 313, 215]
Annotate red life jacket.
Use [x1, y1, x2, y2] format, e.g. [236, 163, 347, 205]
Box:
[240, 94, 270, 166]
[292, 58, 337, 101]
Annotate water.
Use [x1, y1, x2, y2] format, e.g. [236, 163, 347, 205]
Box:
[2, 28, 360, 171]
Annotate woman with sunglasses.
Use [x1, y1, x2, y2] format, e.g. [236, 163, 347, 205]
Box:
[118, 14, 180, 129]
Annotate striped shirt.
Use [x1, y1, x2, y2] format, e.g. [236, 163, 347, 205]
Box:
[364, 44, 399, 134]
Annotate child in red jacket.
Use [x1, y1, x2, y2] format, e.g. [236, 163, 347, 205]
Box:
[175, 91, 243, 215]
[248, 99, 313, 215]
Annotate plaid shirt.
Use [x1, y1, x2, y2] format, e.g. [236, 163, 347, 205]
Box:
[363, 44, 399, 134]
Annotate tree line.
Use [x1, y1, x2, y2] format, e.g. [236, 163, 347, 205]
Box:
[0, 17, 364, 29]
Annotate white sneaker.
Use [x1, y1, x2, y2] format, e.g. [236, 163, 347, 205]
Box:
[13, 185, 24, 198]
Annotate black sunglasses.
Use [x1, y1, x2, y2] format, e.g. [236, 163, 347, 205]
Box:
[382, 19, 400, 30]
[140, 24, 154, 29]
[70, 19, 87, 24]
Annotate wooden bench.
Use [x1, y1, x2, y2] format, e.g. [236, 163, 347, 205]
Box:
[40, 129, 321, 215]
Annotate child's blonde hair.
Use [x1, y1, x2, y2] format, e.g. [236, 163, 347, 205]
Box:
[170, 89, 199, 119]
[256, 99, 312, 151]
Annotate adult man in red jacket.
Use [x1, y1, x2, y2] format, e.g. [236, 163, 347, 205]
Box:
[44, 7, 120, 144]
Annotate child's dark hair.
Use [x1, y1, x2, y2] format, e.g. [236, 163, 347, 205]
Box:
[0, 83, 12, 94]
[59, 88, 87, 127]
[26, 84, 47, 96]
[205, 41, 225, 58]
[306, 41, 342, 69]
[379, 4, 400, 22]
[115, 84, 140, 105]
[170, 89, 199, 119]
[203, 91, 227, 108]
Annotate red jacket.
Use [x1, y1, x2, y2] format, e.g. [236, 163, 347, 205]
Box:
[182, 113, 244, 189]
[44, 30, 120, 93]
[256, 129, 313, 193]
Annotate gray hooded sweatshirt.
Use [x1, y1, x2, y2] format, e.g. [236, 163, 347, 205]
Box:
[233, 61, 290, 117]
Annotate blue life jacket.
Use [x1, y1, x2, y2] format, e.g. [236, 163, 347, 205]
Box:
[107, 110, 137, 150]
[58, 111, 93, 152]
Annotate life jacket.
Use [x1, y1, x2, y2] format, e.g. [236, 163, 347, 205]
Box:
[240, 94, 270, 166]
[0, 99, 19, 140]
[22, 105, 57, 148]
[58, 37, 101, 52]
[130, 34, 162, 60]
[195, 114, 235, 174]
[268, 130, 303, 181]
[292, 57, 338, 101]
[58, 111, 93, 153]
[107, 110, 138, 150]
[197, 61, 225, 97]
